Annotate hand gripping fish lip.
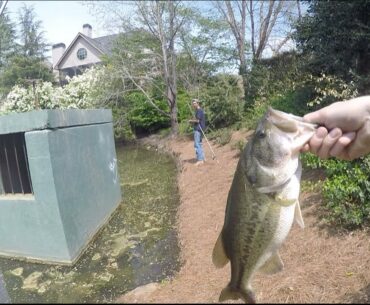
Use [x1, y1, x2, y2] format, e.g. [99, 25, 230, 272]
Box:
[267, 107, 318, 130]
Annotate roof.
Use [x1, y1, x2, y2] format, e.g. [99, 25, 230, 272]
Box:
[85, 34, 120, 55]
[54, 32, 120, 69]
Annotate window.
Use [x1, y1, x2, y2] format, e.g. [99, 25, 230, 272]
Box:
[0, 133, 33, 195]
[77, 48, 87, 60]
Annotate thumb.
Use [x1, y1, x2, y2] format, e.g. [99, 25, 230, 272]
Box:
[303, 111, 325, 124]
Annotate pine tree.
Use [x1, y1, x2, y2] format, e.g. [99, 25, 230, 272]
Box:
[0, 8, 17, 68]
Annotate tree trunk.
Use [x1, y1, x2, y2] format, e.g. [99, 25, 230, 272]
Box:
[168, 0, 178, 136]
[239, 62, 250, 110]
[223, 1, 249, 105]
[170, 101, 179, 135]
[157, 1, 178, 136]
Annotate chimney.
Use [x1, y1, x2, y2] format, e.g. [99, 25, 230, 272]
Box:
[52, 43, 66, 69]
[83, 24, 92, 38]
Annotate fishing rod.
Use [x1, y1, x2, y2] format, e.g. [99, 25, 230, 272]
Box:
[187, 100, 218, 163]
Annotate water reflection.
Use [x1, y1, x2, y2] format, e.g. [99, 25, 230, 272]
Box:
[0, 144, 181, 303]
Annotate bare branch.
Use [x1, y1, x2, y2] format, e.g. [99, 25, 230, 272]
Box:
[250, 0, 255, 57]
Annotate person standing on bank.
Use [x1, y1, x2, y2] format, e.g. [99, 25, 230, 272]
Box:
[189, 99, 206, 166]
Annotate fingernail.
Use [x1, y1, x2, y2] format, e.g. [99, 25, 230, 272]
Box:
[316, 127, 328, 139]
[329, 128, 341, 138]
[343, 132, 356, 141]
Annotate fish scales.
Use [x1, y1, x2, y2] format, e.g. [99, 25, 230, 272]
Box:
[212, 107, 317, 303]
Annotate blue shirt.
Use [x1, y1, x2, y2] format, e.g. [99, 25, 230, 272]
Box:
[194, 108, 206, 132]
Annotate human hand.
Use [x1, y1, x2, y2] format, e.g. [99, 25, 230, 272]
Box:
[301, 126, 356, 160]
[302, 96, 370, 160]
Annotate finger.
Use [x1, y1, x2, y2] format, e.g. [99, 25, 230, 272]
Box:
[303, 110, 326, 125]
[301, 143, 310, 153]
[308, 127, 328, 155]
[329, 132, 356, 158]
[317, 128, 342, 159]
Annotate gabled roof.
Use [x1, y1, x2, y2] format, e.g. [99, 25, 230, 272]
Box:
[54, 32, 120, 69]
[84, 34, 120, 55]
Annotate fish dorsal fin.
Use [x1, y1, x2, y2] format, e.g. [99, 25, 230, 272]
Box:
[259, 252, 284, 275]
[294, 201, 305, 228]
[212, 233, 229, 268]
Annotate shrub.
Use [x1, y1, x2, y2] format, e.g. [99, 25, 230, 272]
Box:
[208, 127, 232, 146]
[178, 120, 193, 137]
[0, 66, 106, 114]
[0, 66, 137, 140]
[298, 73, 358, 111]
[302, 153, 370, 229]
[198, 74, 244, 129]
[126, 92, 170, 134]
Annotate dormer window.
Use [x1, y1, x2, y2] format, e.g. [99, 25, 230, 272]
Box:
[77, 48, 87, 60]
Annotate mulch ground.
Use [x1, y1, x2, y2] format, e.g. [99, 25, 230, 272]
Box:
[116, 130, 370, 304]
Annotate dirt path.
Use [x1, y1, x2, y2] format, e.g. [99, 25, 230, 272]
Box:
[116, 130, 370, 304]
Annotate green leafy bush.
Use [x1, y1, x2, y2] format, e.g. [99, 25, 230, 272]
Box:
[178, 120, 193, 137]
[302, 153, 370, 229]
[298, 73, 358, 111]
[176, 89, 192, 123]
[241, 86, 312, 131]
[126, 92, 170, 133]
[208, 127, 232, 146]
[231, 139, 246, 153]
[198, 74, 243, 129]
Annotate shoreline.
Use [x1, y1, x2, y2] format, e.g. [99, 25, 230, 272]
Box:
[115, 132, 245, 303]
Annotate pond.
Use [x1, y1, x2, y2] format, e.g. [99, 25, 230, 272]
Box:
[0, 143, 181, 303]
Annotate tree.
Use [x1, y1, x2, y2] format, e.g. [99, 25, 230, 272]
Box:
[214, 0, 249, 107]
[17, 4, 49, 58]
[294, 0, 370, 93]
[214, 0, 301, 108]
[176, 6, 237, 95]
[0, 4, 53, 95]
[87, 1, 190, 136]
[0, 8, 17, 69]
[0, 55, 54, 93]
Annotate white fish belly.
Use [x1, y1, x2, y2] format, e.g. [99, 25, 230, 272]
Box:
[255, 204, 295, 271]
[271, 204, 295, 248]
[256, 163, 302, 270]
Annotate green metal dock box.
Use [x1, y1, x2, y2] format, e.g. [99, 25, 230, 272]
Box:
[0, 109, 122, 265]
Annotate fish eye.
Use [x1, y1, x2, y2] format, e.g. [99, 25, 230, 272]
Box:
[257, 131, 266, 139]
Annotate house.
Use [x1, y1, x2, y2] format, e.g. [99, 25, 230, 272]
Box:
[52, 24, 119, 84]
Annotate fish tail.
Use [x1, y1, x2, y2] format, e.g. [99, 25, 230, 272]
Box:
[219, 285, 256, 304]
[212, 233, 229, 268]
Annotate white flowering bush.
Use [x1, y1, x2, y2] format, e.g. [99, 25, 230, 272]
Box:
[0, 65, 135, 140]
[300, 73, 358, 108]
[59, 66, 106, 109]
[0, 66, 105, 114]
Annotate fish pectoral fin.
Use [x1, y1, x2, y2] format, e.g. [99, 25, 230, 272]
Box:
[294, 201, 305, 229]
[259, 252, 284, 275]
[275, 195, 297, 207]
[212, 233, 229, 268]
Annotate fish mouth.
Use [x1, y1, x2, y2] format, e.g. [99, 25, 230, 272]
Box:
[267, 107, 317, 132]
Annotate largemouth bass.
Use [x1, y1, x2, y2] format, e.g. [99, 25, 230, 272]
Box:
[212, 107, 317, 303]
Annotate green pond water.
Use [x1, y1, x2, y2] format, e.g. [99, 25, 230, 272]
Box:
[0, 143, 181, 303]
